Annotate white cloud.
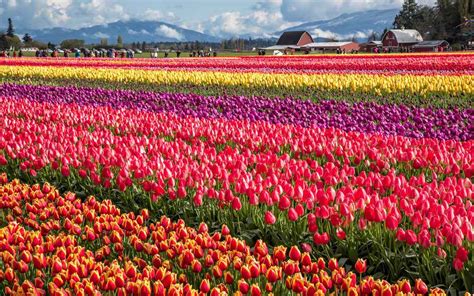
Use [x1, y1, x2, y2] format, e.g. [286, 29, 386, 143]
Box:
[142, 9, 178, 22]
[280, 0, 436, 22]
[155, 24, 183, 40]
[93, 32, 110, 39]
[201, 0, 298, 38]
[0, 0, 129, 29]
[127, 29, 151, 35]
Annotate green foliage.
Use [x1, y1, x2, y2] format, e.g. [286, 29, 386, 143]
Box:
[22, 33, 33, 44]
[117, 35, 123, 48]
[394, 0, 419, 29]
[23, 40, 48, 50]
[60, 39, 85, 49]
[6, 18, 15, 38]
[0, 34, 21, 50]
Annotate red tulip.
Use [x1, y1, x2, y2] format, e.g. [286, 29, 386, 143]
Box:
[289, 246, 301, 261]
[399, 279, 411, 293]
[414, 279, 428, 295]
[355, 259, 367, 274]
[264, 211, 276, 225]
[453, 258, 464, 271]
[405, 230, 417, 246]
[288, 208, 298, 221]
[238, 279, 249, 294]
[200, 279, 210, 293]
[336, 228, 346, 240]
[250, 284, 261, 296]
[232, 197, 242, 211]
[313, 232, 330, 245]
[456, 247, 469, 262]
[221, 224, 230, 236]
[328, 258, 338, 271]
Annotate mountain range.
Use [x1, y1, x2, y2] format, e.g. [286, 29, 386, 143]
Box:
[25, 9, 398, 44]
[276, 9, 398, 41]
[27, 20, 220, 44]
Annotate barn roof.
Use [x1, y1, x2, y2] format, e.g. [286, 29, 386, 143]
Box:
[276, 31, 313, 46]
[384, 29, 423, 43]
[412, 40, 449, 47]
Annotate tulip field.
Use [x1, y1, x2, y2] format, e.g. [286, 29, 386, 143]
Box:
[0, 53, 473, 295]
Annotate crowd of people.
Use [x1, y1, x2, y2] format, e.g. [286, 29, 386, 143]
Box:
[0, 48, 220, 58]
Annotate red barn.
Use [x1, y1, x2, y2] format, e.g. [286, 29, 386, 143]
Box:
[412, 40, 449, 52]
[302, 42, 360, 53]
[382, 29, 423, 50]
[276, 31, 314, 46]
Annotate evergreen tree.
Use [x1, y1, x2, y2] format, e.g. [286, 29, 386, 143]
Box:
[7, 18, 15, 37]
[141, 41, 146, 51]
[393, 0, 419, 29]
[117, 35, 123, 48]
[22, 33, 33, 44]
[367, 31, 379, 42]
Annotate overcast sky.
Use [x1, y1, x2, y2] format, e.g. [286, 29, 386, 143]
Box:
[0, 0, 437, 37]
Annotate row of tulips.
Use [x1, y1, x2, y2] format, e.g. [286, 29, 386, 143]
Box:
[0, 175, 452, 295]
[1, 54, 473, 74]
[0, 83, 471, 141]
[1, 97, 472, 289]
[0, 65, 472, 99]
[5, 76, 471, 110]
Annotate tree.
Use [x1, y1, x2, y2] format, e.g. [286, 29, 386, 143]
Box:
[22, 33, 33, 44]
[47, 42, 56, 50]
[141, 41, 147, 51]
[0, 34, 21, 49]
[367, 31, 379, 42]
[100, 38, 108, 46]
[60, 39, 85, 49]
[393, 0, 419, 29]
[7, 18, 15, 37]
[117, 35, 123, 48]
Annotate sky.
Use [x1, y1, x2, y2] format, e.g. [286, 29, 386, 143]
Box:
[0, 0, 437, 37]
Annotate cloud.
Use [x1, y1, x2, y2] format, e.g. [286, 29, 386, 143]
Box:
[127, 29, 151, 35]
[93, 32, 110, 39]
[155, 24, 183, 40]
[280, 0, 436, 22]
[142, 9, 178, 22]
[0, 0, 129, 29]
[201, 0, 298, 38]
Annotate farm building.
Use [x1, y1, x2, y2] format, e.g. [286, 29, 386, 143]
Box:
[260, 31, 314, 52]
[360, 41, 382, 52]
[382, 29, 423, 50]
[276, 31, 314, 46]
[412, 40, 449, 52]
[302, 42, 360, 53]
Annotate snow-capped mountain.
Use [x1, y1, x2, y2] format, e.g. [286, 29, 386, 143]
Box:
[277, 9, 398, 41]
[27, 20, 219, 44]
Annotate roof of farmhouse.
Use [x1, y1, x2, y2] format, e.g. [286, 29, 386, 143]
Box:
[276, 31, 313, 46]
[385, 29, 423, 43]
[412, 40, 449, 47]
